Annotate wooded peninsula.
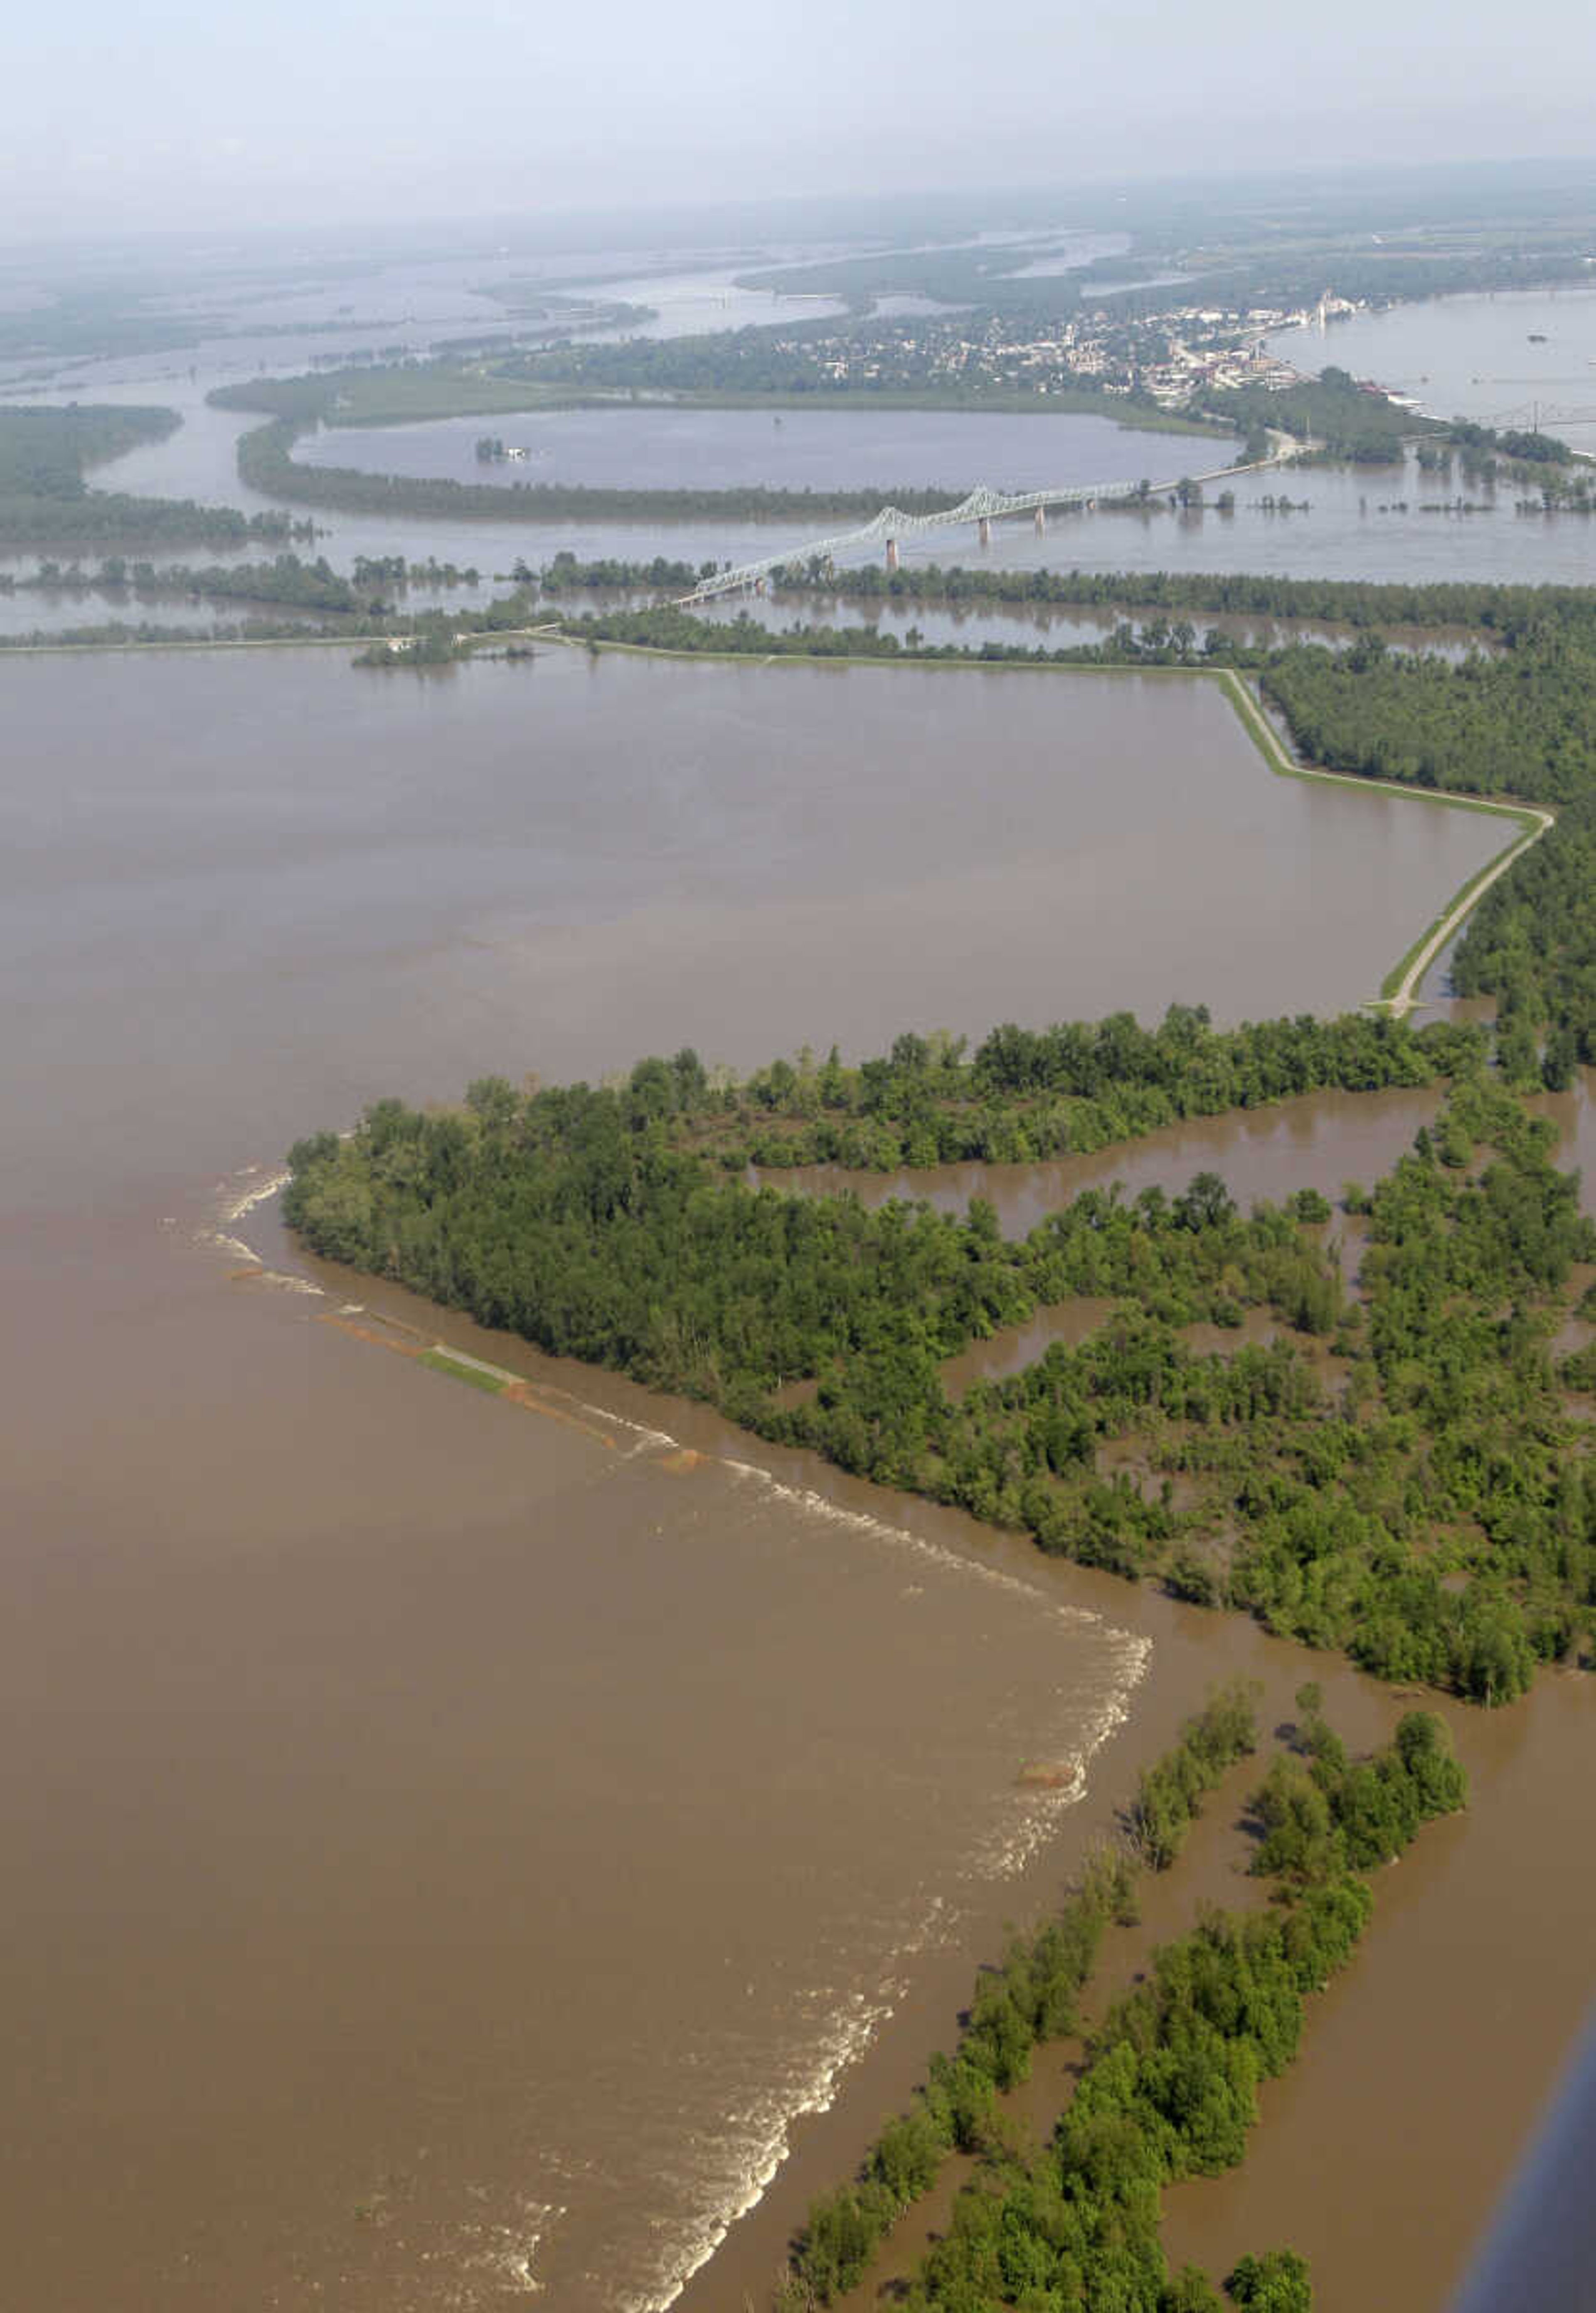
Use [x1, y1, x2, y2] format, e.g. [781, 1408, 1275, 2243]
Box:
[284, 1027, 1593, 1712]
[0, 405, 307, 549]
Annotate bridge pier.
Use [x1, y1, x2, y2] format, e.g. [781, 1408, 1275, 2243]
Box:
[885, 537, 899, 571]
[977, 516, 991, 548]
[1034, 506, 1047, 535]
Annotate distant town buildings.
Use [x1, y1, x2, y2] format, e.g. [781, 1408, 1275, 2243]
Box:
[761, 293, 1364, 411]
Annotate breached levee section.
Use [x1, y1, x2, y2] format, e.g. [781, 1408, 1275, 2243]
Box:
[631, 1463, 1150, 2313]
[203, 1167, 1150, 2313]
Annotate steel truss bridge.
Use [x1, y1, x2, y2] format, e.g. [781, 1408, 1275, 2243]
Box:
[675, 449, 1283, 604]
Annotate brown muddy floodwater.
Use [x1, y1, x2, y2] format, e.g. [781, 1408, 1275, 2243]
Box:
[764, 1083, 1450, 1240]
[0, 642, 1586, 2311]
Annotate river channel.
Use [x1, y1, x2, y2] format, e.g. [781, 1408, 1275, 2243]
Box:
[1266, 281, 1596, 438]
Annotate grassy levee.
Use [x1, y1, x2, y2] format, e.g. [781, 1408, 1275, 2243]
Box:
[1212, 667, 1553, 1010]
[1375, 820, 1549, 1008]
[417, 1347, 510, 1394]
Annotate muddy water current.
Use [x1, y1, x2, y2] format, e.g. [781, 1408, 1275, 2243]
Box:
[4, 1201, 1155, 2312]
[1, 638, 1590, 2309]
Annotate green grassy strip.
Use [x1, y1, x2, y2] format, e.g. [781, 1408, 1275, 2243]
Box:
[1208, 670, 1551, 1006]
[1376, 827, 1544, 1004]
[418, 1348, 507, 1394]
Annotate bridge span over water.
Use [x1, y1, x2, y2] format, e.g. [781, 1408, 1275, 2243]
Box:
[676, 442, 1288, 604]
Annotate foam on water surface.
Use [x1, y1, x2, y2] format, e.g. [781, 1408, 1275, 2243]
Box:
[192, 1159, 1152, 2313]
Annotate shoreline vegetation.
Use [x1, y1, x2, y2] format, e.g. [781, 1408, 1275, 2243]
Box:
[283, 1037, 1595, 1710]
[20, 552, 1596, 646]
[776, 1689, 1467, 2312]
[205, 353, 1222, 434]
[0, 549, 482, 612]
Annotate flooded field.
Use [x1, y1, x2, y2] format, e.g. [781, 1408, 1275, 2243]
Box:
[0, 645, 1507, 1223]
[293, 404, 1222, 495]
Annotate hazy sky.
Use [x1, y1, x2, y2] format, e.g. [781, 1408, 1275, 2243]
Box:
[8, 0, 1596, 241]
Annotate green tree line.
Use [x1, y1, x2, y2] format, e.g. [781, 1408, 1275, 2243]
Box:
[670, 1005, 1474, 1174]
[2, 550, 484, 611]
[764, 561, 1596, 643]
[1202, 366, 1434, 462]
[783, 1687, 1257, 2305]
[784, 1701, 1467, 2311]
[283, 1061, 1594, 1704]
[0, 403, 304, 550]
